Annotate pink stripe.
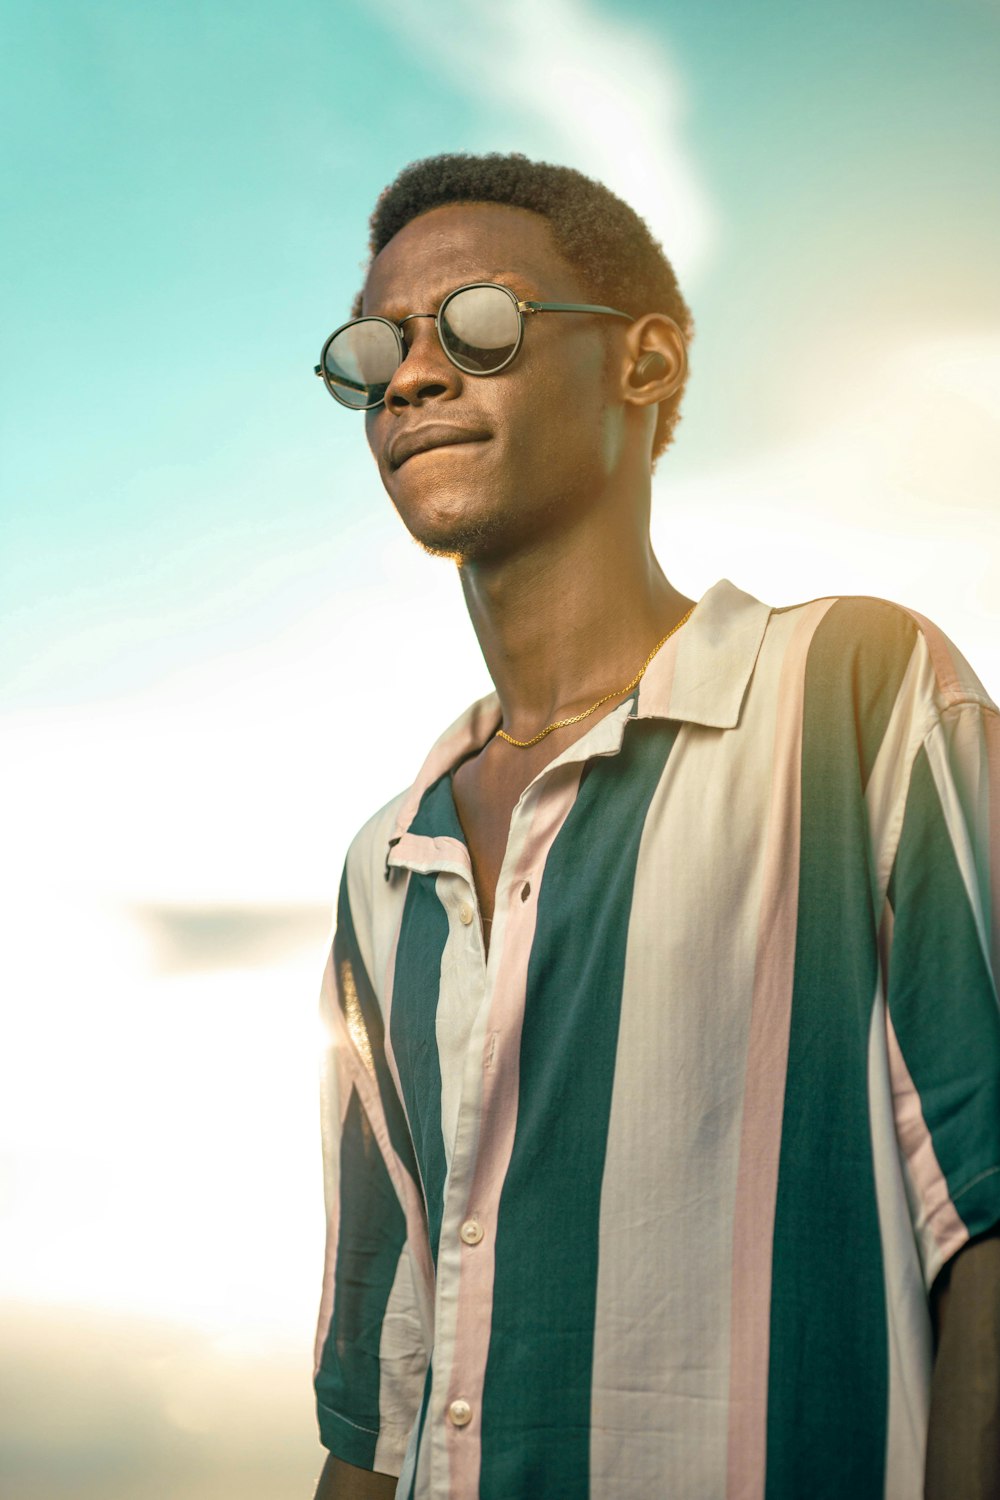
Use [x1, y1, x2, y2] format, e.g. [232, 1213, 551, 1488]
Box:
[902, 607, 963, 704]
[313, 1204, 340, 1376]
[383, 1115, 437, 1297]
[380, 882, 406, 1096]
[352, 1012, 437, 1301]
[726, 598, 835, 1500]
[350, 912, 434, 1302]
[379, 912, 437, 1302]
[987, 712, 1000, 988]
[314, 1026, 355, 1372]
[635, 619, 680, 718]
[885, 1004, 968, 1268]
[445, 766, 585, 1500]
[394, 697, 501, 840]
[316, 1059, 433, 1370]
[314, 952, 342, 1373]
[375, 885, 436, 1302]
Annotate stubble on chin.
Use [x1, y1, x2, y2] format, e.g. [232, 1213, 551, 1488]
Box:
[409, 511, 510, 565]
[389, 479, 513, 565]
[391, 477, 572, 569]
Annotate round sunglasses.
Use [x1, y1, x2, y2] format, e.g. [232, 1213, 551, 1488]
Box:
[314, 280, 633, 410]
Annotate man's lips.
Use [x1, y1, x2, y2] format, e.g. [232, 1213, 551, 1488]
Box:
[387, 422, 491, 471]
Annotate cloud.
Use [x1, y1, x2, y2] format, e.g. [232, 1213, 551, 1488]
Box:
[132, 901, 332, 974]
[371, 0, 716, 286]
[1, 1303, 320, 1500]
[654, 328, 1000, 696]
[1, 893, 327, 1330]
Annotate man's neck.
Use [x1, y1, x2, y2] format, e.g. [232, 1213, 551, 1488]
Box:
[457, 490, 691, 745]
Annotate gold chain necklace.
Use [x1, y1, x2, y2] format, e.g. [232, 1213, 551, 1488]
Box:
[495, 604, 696, 749]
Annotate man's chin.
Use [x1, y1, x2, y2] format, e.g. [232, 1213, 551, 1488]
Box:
[407, 515, 510, 566]
[399, 491, 577, 567]
[392, 490, 512, 565]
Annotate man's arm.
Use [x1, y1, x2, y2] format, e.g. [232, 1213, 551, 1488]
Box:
[314, 1452, 399, 1500]
[926, 1227, 1000, 1500]
[312, 852, 429, 1496]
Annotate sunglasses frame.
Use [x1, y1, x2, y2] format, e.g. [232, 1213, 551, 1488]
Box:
[314, 280, 633, 410]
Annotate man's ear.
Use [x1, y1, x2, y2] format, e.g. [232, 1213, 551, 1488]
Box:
[620, 314, 687, 408]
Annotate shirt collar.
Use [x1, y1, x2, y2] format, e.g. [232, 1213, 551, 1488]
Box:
[635, 577, 771, 728]
[389, 579, 771, 845]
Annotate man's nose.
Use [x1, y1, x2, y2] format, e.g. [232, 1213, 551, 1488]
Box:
[385, 320, 462, 409]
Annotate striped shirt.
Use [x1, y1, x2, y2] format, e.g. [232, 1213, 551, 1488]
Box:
[313, 578, 1000, 1500]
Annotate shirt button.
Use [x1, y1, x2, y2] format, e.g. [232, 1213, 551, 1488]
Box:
[458, 903, 474, 926]
[460, 1218, 484, 1246]
[448, 1398, 472, 1427]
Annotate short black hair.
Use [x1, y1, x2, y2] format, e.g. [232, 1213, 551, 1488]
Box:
[355, 152, 694, 463]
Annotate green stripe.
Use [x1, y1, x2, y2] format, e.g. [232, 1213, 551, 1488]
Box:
[887, 742, 1000, 1238]
[480, 721, 677, 1500]
[765, 599, 917, 1500]
[315, 1086, 407, 1466]
[840, 600, 919, 792]
[405, 1363, 433, 1500]
[335, 866, 420, 1188]
[389, 775, 456, 1261]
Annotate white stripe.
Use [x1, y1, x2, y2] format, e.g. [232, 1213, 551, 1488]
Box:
[314, 948, 343, 1376]
[589, 604, 799, 1496]
[375, 1247, 433, 1475]
[346, 792, 410, 1009]
[396, 1424, 419, 1500]
[433, 870, 489, 1180]
[925, 705, 996, 988]
[408, 1394, 434, 1499]
[427, 763, 584, 1496]
[864, 636, 938, 908]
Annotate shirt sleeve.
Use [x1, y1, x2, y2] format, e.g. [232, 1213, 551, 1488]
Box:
[884, 687, 1000, 1290]
[313, 861, 430, 1474]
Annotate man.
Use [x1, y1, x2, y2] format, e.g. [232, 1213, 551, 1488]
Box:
[311, 153, 1000, 1500]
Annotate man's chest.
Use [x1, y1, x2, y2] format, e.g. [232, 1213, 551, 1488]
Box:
[378, 717, 823, 1167]
[450, 733, 580, 938]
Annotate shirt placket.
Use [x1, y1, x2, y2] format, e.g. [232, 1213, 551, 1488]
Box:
[439, 733, 633, 1494]
[387, 707, 634, 1496]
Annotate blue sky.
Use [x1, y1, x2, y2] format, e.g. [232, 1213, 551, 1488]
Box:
[4, 0, 998, 713]
[2, 3, 999, 1494]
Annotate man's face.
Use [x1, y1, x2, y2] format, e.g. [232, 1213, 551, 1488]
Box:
[361, 202, 626, 565]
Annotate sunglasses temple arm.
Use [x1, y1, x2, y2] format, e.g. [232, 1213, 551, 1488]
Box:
[522, 301, 633, 321]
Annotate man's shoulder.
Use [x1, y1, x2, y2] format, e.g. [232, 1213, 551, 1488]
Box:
[332, 787, 412, 946]
[765, 591, 995, 716]
[340, 691, 502, 882]
[344, 787, 410, 880]
[772, 590, 919, 646]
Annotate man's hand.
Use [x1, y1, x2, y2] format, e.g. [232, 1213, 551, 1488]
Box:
[926, 1227, 1000, 1500]
[313, 1451, 399, 1500]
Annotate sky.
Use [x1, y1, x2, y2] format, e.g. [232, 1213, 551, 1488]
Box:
[2, 1, 999, 1495]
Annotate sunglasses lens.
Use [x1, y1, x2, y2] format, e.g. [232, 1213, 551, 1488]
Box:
[323, 319, 400, 408]
[440, 285, 521, 373]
